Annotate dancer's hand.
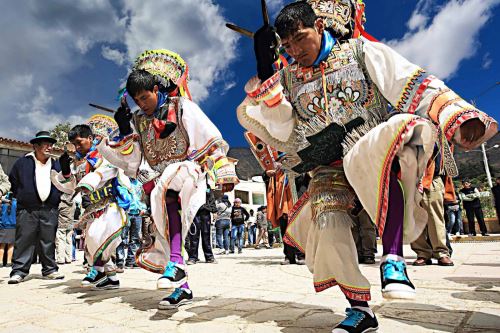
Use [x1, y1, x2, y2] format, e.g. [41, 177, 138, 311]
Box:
[254, 25, 279, 81]
[115, 96, 132, 136]
[459, 118, 485, 150]
[59, 152, 73, 177]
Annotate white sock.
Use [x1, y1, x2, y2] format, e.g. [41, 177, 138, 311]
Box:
[94, 266, 104, 273]
[182, 288, 192, 294]
[352, 306, 374, 318]
[381, 254, 405, 263]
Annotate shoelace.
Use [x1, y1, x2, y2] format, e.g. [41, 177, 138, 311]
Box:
[340, 308, 365, 327]
[383, 259, 408, 282]
[169, 288, 183, 301]
[86, 268, 98, 280]
[163, 261, 177, 278]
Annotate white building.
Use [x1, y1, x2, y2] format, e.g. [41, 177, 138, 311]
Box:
[226, 176, 267, 214]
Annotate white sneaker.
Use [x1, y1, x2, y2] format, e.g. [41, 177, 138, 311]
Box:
[8, 275, 24, 284]
[44, 271, 65, 280]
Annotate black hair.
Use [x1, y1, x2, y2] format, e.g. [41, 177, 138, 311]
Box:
[126, 69, 177, 98]
[275, 1, 318, 39]
[250, 209, 254, 214]
[126, 69, 159, 98]
[68, 124, 93, 142]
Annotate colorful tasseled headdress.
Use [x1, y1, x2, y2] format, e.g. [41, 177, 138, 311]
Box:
[132, 49, 192, 100]
[307, 0, 375, 41]
[87, 114, 118, 139]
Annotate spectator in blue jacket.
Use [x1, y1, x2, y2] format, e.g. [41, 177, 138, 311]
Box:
[116, 178, 147, 271]
[0, 163, 13, 266]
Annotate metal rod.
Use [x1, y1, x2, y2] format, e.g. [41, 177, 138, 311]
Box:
[89, 103, 115, 114]
[225, 23, 254, 38]
[261, 0, 270, 26]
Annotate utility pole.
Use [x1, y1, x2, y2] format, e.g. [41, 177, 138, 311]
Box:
[469, 99, 495, 188]
[481, 142, 494, 188]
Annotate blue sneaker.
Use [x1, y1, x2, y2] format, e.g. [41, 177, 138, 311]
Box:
[157, 261, 187, 289]
[81, 267, 106, 288]
[332, 308, 378, 333]
[380, 257, 415, 299]
[158, 288, 193, 309]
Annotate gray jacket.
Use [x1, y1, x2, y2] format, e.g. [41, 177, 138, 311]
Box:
[58, 193, 75, 230]
[215, 201, 232, 221]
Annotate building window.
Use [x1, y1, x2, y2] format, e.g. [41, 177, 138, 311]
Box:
[252, 192, 265, 206]
[234, 190, 249, 204]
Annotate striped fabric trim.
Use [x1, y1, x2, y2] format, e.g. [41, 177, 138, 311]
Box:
[395, 68, 426, 112]
[188, 137, 228, 162]
[375, 117, 419, 236]
[313, 277, 371, 300]
[247, 72, 283, 107]
[426, 89, 461, 124]
[407, 75, 436, 114]
[443, 108, 481, 141]
[93, 205, 127, 263]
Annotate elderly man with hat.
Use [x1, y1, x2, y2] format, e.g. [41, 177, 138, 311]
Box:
[8, 131, 64, 284]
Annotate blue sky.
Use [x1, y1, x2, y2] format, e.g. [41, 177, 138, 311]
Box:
[1, 0, 498, 148]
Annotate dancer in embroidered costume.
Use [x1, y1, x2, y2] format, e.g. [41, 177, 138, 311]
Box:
[52, 115, 131, 290]
[235, 1, 497, 332]
[98, 49, 239, 309]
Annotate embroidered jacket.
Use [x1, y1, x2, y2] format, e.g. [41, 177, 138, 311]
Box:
[237, 38, 497, 174]
[51, 145, 131, 224]
[100, 97, 239, 187]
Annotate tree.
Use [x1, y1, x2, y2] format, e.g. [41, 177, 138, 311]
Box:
[50, 122, 71, 150]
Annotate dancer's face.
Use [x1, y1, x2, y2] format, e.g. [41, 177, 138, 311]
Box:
[281, 20, 324, 67]
[71, 135, 93, 156]
[132, 85, 159, 116]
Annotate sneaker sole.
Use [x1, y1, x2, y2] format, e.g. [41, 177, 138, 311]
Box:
[8, 280, 22, 284]
[382, 289, 416, 300]
[81, 276, 108, 288]
[92, 284, 120, 290]
[157, 276, 188, 290]
[158, 298, 192, 310]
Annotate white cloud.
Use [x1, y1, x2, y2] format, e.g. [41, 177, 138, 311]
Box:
[0, 0, 238, 141]
[267, 0, 286, 17]
[121, 0, 238, 102]
[102, 46, 126, 66]
[406, 0, 434, 31]
[387, 0, 500, 79]
[222, 81, 237, 94]
[482, 52, 492, 69]
[0, 0, 124, 140]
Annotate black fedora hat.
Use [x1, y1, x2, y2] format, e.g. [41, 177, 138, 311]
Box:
[30, 131, 57, 145]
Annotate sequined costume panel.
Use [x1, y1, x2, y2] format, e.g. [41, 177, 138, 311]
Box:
[133, 98, 190, 174]
[279, 39, 387, 173]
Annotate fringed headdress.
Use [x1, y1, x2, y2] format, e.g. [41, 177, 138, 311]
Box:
[87, 114, 118, 139]
[306, 0, 375, 41]
[132, 49, 192, 100]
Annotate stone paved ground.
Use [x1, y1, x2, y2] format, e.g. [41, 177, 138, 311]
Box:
[0, 242, 499, 333]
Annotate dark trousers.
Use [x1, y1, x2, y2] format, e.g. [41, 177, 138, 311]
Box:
[188, 211, 214, 261]
[351, 210, 377, 260]
[116, 215, 142, 266]
[279, 218, 304, 263]
[465, 207, 488, 235]
[11, 207, 59, 278]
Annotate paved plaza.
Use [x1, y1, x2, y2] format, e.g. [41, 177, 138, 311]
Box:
[0, 242, 499, 333]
